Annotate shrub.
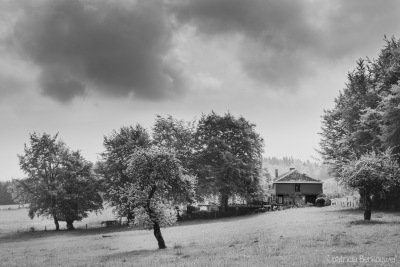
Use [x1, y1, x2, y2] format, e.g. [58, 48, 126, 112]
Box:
[324, 198, 331, 206]
[315, 197, 325, 207]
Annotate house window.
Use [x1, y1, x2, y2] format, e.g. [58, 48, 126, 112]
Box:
[295, 184, 300, 192]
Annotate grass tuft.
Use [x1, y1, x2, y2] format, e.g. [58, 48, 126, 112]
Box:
[173, 243, 182, 249]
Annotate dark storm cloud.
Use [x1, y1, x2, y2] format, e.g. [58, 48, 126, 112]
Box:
[12, 0, 185, 102]
[170, 0, 400, 90]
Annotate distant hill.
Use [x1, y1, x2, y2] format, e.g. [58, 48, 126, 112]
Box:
[263, 157, 331, 181]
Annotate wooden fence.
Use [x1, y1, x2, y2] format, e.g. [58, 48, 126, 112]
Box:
[331, 196, 359, 208]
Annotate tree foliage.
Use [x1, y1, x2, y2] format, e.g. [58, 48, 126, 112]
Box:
[152, 115, 196, 172]
[194, 112, 264, 209]
[9, 132, 103, 230]
[0, 181, 14, 205]
[96, 125, 151, 220]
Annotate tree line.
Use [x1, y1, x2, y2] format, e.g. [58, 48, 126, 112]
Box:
[8, 111, 265, 248]
[320, 36, 400, 220]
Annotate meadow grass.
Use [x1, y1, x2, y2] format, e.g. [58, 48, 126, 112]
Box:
[0, 204, 117, 235]
[0, 206, 399, 266]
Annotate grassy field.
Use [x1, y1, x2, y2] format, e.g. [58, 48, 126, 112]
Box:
[1, 206, 399, 266]
[0, 204, 117, 234]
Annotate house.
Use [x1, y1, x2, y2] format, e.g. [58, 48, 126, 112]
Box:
[270, 168, 323, 205]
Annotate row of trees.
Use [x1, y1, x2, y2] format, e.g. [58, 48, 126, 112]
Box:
[9, 111, 265, 248]
[319, 36, 400, 219]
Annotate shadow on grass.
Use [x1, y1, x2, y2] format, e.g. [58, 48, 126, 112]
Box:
[325, 207, 364, 214]
[0, 225, 132, 244]
[325, 207, 400, 218]
[99, 249, 159, 264]
[347, 220, 400, 226]
[175, 212, 267, 228]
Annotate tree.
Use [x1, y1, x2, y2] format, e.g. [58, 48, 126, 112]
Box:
[194, 112, 264, 210]
[9, 132, 103, 230]
[340, 150, 400, 220]
[123, 147, 195, 249]
[96, 125, 151, 220]
[319, 59, 379, 177]
[319, 37, 400, 210]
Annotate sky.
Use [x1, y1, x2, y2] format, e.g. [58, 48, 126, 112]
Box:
[1, 0, 400, 181]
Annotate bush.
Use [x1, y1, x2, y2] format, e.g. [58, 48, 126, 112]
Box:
[324, 198, 331, 206]
[315, 197, 325, 207]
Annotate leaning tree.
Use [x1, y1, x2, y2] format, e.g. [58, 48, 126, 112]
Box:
[123, 147, 195, 249]
[9, 132, 103, 230]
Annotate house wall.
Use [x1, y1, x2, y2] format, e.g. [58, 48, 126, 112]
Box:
[275, 183, 322, 195]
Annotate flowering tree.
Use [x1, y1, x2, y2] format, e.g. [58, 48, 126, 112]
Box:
[124, 147, 195, 249]
[341, 150, 400, 220]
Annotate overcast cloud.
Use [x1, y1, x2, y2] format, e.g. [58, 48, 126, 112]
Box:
[170, 0, 400, 89]
[1, 0, 400, 181]
[8, 0, 185, 102]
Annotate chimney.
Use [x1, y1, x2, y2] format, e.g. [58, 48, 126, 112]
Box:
[275, 169, 278, 178]
[290, 168, 295, 171]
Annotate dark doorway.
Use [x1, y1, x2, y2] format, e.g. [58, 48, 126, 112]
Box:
[305, 195, 317, 204]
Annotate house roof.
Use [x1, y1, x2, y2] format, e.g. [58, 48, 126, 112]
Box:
[273, 169, 322, 184]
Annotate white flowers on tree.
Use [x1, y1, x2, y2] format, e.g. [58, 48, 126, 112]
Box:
[123, 147, 195, 249]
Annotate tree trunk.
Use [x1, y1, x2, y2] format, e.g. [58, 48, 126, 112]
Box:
[66, 220, 75, 230]
[364, 187, 371, 221]
[53, 214, 60, 231]
[127, 209, 134, 222]
[220, 193, 229, 212]
[153, 222, 166, 249]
